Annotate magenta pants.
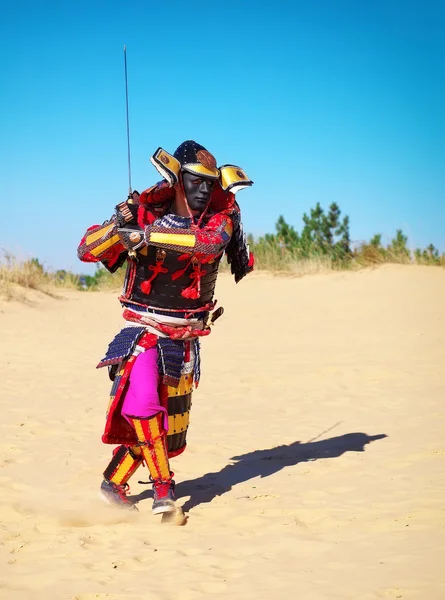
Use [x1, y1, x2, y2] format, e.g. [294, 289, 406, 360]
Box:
[121, 347, 169, 431]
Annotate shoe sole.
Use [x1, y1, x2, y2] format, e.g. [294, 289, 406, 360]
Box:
[152, 503, 176, 516]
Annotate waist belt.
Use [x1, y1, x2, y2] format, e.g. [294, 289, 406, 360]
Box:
[122, 309, 210, 340]
[121, 304, 224, 341]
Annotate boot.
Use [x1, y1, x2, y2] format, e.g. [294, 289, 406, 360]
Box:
[100, 480, 137, 510]
[129, 413, 177, 515]
[152, 476, 176, 515]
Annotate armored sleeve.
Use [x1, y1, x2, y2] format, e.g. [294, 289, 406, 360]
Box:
[77, 216, 127, 273]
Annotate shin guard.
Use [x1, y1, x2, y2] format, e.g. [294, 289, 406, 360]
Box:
[103, 444, 143, 485]
[129, 413, 172, 483]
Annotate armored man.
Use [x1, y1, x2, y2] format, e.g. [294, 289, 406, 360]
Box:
[78, 140, 254, 515]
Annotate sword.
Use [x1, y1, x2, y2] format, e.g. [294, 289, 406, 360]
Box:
[124, 45, 132, 198]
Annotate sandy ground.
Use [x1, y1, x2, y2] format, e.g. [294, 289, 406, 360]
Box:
[0, 265, 444, 600]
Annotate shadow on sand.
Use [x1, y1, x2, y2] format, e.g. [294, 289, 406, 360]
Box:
[131, 431, 387, 513]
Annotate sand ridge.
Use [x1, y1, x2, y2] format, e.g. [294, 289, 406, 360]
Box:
[0, 265, 444, 599]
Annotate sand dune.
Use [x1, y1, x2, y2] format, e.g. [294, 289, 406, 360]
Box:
[0, 265, 444, 599]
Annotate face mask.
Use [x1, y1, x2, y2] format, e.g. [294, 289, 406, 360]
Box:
[182, 171, 215, 214]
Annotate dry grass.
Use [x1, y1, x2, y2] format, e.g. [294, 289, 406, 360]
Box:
[244, 244, 340, 276]
[245, 246, 444, 278]
[250, 256, 335, 277]
[353, 244, 412, 266]
[0, 252, 79, 302]
[286, 256, 334, 276]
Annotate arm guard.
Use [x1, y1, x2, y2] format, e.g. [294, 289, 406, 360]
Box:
[77, 216, 127, 273]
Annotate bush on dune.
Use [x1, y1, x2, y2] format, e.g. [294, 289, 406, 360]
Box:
[413, 244, 445, 266]
[249, 206, 444, 272]
[249, 202, 351, 273]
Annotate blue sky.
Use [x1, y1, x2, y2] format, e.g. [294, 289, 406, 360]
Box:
[1, 0, 444, 273]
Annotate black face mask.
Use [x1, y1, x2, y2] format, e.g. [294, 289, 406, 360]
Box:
[182, 171, 215, 214]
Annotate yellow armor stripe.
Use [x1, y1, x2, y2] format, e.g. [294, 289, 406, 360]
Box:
[85, 224, 114, 245]
[183, 163, 220, 178]
[131, 418, 158, 476]
[150, 232, 196, 248]
[90, 234, 121, 257]
[140, 448, 158, 477]
[168, 373, 194, 397]
[132, 418, 145, 443]
[168, 412, 190, 434]
[149, 417, 170, 480]
[131, 417, 170, 481]
[110, 453, 137, 485]
[103, 445, 143, 486]
[130, 446, 142, 457]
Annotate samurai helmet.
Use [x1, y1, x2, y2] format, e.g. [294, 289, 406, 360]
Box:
[150, 140, 253, 194]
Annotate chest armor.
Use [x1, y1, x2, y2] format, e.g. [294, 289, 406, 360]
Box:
[123, 245, 221, 309]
